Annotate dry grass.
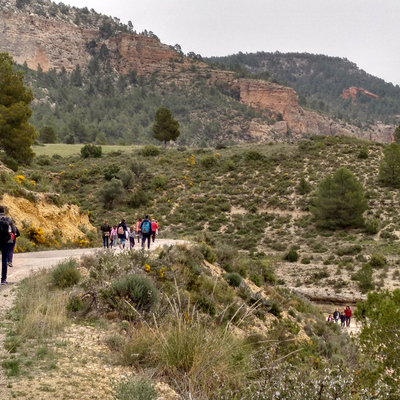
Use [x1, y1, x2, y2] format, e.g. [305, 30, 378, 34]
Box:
[14, 269, 69, 339]
[108, 295, 250, 398]
[32, 144, 139, 157]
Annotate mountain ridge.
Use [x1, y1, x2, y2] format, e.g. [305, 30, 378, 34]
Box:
[0, 0, 396, 146]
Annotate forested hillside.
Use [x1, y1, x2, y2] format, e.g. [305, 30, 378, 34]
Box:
[20, 62, 261, 147]
[206, 52, 400, 126]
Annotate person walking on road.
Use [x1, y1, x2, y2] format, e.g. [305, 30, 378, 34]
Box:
[344, 306, 352, 327]
[140, 215, 153, 249]
[129, 223, 135, 249]
[333, 308, 340, 324]
[151, 218, 159, 243]
[0, 205, 17, 285]
[117, 219, 128, 249]
[100, 219, 111, 249]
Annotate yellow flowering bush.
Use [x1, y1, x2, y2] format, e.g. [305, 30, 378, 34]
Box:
[15, 175, 25, 184]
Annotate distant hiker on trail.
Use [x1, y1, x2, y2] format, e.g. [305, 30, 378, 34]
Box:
[110, 225, 118, 249]
[117, 219, 128, 249]
[333, 308, 340, 324]
[344, 306, 352, 327]
[327, 315, 334, 322]
[340, 312, 346, 327]
[129, 223, 136, 249]
[0, 205, 17, 285]
[151, 218, 159, 243]
[136, 218, 142, 242]
[140, 215, 153, 249]
[100, 219, 111, 249]
[7, 225, 19, 269]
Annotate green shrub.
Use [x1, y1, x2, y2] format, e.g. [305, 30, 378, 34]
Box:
[104, 164, 120, 181]
[284, 249, 299, 262]
[2, 157, 19, 171]
[36, 155, 51, 166]
[200, 155, 218, 169]
[119, 170, 134, 189]
[66, 294, 84, 313]
[352, 264, 375, 293]
[198, 243, 217, 263]
[244, 150, 263, 161]
[141, 145, 160, 157]
[111, 376, 157, 400]
[364, 218, 380, 234]
[99, 178, 124, 209]
[297, 176, 312, 195]
[311, 167, 368, 229]
[152, 174, 166, 189]
[80, 144, 102, 158]
[105, 274, 158, 312]
[195, 295, 217, 316]
[369, 253, 387, 269]
[128, 188, 149, 208]
[357, 146, 369, 159]
[51, 259, 81, 288]
[224, 272, 242, 287]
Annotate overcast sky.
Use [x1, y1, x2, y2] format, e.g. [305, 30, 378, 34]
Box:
[66, 0, 400, 86]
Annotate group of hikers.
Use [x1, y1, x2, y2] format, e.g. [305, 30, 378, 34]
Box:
[0, 205, 19, 285]
[327, 306, 353, 327]
[100, 215, 159, 250]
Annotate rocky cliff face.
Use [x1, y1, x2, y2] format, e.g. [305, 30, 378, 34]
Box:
[0, 5, 395, 143]
[236, 79, 394, 143]
[0, 10, 177, 74]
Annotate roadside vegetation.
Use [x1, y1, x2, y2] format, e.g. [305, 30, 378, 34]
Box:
[2, 135, 400, 397]
[2, 246, 392, 399]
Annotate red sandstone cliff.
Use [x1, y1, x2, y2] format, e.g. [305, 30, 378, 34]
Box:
[341, 87, 379, 103]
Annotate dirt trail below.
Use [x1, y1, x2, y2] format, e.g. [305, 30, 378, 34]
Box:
[0, 239, 188, 399]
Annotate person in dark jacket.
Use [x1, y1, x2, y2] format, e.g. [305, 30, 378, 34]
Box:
[0, 205, 17, 285]
[100, 219, 111, 249]
[140, 215, 153, 249]
[333, 308, 340, 324]
[117, 219, 128, 249]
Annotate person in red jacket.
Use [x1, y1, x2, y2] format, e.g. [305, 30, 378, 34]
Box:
[151, 218, 159, 243]
[344, 305, 352, 327]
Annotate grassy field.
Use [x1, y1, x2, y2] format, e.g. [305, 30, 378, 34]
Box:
[32, 144, 139, 157]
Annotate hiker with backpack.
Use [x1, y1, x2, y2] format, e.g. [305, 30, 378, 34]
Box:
[100, 219, 111, 249]
[117, 219, 128, 249]
[0, 205, 17, 285]
[7, 226, 20, 269]
[140, 215, 153, 249]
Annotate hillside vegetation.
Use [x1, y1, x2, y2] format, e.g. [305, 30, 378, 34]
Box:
[19, 62, 260, 148]
[206, 52, 400, 126]
[3, 136, 400, 301]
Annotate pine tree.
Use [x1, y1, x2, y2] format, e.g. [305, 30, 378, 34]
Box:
[379, 142, 400, 187]
[0, 52, 37, 164]
[311, 167, 368, 229]
[152, 106, 180, 146]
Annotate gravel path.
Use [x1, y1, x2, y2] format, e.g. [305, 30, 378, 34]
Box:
[0, 239, 188, 398]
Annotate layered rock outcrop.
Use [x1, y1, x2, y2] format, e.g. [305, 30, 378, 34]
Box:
[0, 10, 177, 74]
[236, 79, 394, 143]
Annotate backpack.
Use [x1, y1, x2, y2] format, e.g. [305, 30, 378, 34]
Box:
[141, 220, 150, 234]
[0, 218, 11, 244]
[117, 226, 124, 235]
